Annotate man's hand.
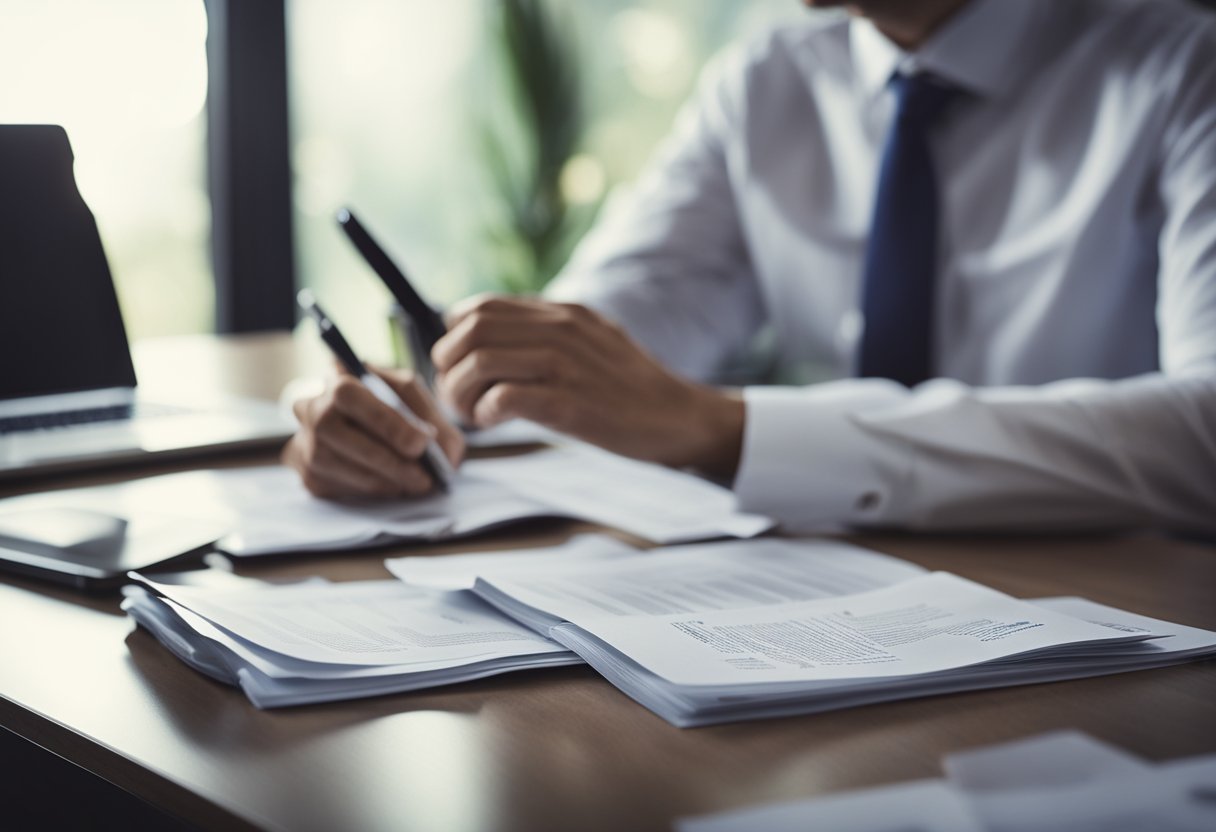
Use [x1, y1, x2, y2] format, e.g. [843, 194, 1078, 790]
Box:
[432, 295, 745, 478]
[282, 367, 465, 499]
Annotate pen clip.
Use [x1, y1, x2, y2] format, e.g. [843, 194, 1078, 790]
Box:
[390, 303, 439, 391]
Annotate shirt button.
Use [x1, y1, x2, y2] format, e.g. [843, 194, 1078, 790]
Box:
[856, 491, 882, 512]
[837, 310, 863, 351]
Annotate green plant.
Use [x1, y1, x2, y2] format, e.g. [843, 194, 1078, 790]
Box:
[476, 0, 601, 295]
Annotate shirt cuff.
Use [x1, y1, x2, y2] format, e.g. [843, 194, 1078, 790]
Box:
[733, 380, 912, 531]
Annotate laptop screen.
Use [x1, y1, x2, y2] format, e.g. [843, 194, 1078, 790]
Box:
[0, 125, 137, 400]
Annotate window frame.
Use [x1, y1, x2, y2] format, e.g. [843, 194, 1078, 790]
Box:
[205, 0, 297, 333]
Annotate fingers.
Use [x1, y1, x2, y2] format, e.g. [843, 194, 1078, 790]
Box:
[328, 376, 433, 459]
[432, 298, 612, 428]
[433, 297, 639, 432]
[433, 299, 551, 373]
[370, 366, 466, 466]
[439, 348, 562, 425]
[282, 427, 431, 499]
[472, 382, 572, 430]
[443, 292, 550, 330]
[286, 375, 448, 499]
[432, 296, 610, 375]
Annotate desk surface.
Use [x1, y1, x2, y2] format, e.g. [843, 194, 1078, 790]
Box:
[2, 336, 1215, 832]
[2, 516, 1214, 831]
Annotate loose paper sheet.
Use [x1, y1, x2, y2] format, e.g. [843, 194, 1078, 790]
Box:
[385, 533, 640, 591]
[469, 444, 773, 542]
[476, 538, 928, 623]
[677, 780, 982, 832]
[4, 442, 773, 555]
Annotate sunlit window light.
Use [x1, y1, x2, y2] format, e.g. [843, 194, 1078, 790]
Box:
[0, 0, 211, 339]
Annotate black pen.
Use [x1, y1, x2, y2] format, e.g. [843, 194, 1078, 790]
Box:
[297, 290, 454, 491]
[336, 208, 446, 385]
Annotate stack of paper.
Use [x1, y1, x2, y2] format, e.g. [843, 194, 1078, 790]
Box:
[123, 537, 926, 708]
[122, 573, 580, 708]
[471, 546, 1216, 727]
[5, 443, 772, 556]
[125, 536, 1216, 722]
[678, 731, 1216, 831]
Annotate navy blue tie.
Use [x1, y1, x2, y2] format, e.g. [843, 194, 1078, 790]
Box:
[858, 73, 959, 387]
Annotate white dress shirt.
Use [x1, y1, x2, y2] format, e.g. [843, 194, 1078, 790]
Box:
[548, 0, 1216, 533]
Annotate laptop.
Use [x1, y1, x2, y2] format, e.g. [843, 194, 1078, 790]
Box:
[0, 125, 295, 481]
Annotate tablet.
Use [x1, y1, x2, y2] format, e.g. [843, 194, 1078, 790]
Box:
[0, 507, 224, 591]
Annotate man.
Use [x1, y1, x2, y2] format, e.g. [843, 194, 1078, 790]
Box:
[284, 0, 1216, 533]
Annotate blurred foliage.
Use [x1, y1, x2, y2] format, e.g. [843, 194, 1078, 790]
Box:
[476, 0, 601, 295]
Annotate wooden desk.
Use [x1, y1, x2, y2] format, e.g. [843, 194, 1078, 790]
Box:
[2, 337, 1214, 831]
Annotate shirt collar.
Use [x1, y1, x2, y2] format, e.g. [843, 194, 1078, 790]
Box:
[850, 0, 1039, 103]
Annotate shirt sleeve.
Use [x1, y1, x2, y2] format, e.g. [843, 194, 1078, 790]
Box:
[545, 48, 766, 382]
[736, 373, 1216, 534]
[736, 28, 1216, 535]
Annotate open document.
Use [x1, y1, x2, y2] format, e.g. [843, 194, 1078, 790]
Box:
[471, 537, 930, 634]
[123, 574, 580, 708]
[3, 443, 772, 556]
[472, 549, 1216, 727]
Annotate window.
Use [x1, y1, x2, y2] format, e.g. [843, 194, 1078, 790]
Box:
[287, 0, 797, 362]
[2, 1, 800, 348]
[0, 0, 212, 340]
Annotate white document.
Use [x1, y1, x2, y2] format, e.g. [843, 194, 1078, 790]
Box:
[122, 581, 581, 709]
[474, 538, 928, 633]
[2, 466, 469, 554]
[1030, 597, 1216, 667]
[222, 472, 553, 555]
[4, 444, 774, 555]
[131, 575, 565, 667]
[139, 593, 545, 681]
[385, 533, 641, 591]
[553, 573, 1153, 687]
[677, 780, 983, 832]
[472, 542, 1214, 727]
[469, 443, 773, 543]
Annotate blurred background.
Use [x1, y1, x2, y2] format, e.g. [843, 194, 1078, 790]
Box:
[0, 0, 798, 361]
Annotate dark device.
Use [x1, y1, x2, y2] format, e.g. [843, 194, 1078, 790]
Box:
[0, 124, 293, 480]
[0, 125, 136, 401]
[0, 508, 223, 591]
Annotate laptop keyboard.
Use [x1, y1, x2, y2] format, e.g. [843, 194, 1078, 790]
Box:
[0, 403, 189, 435]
